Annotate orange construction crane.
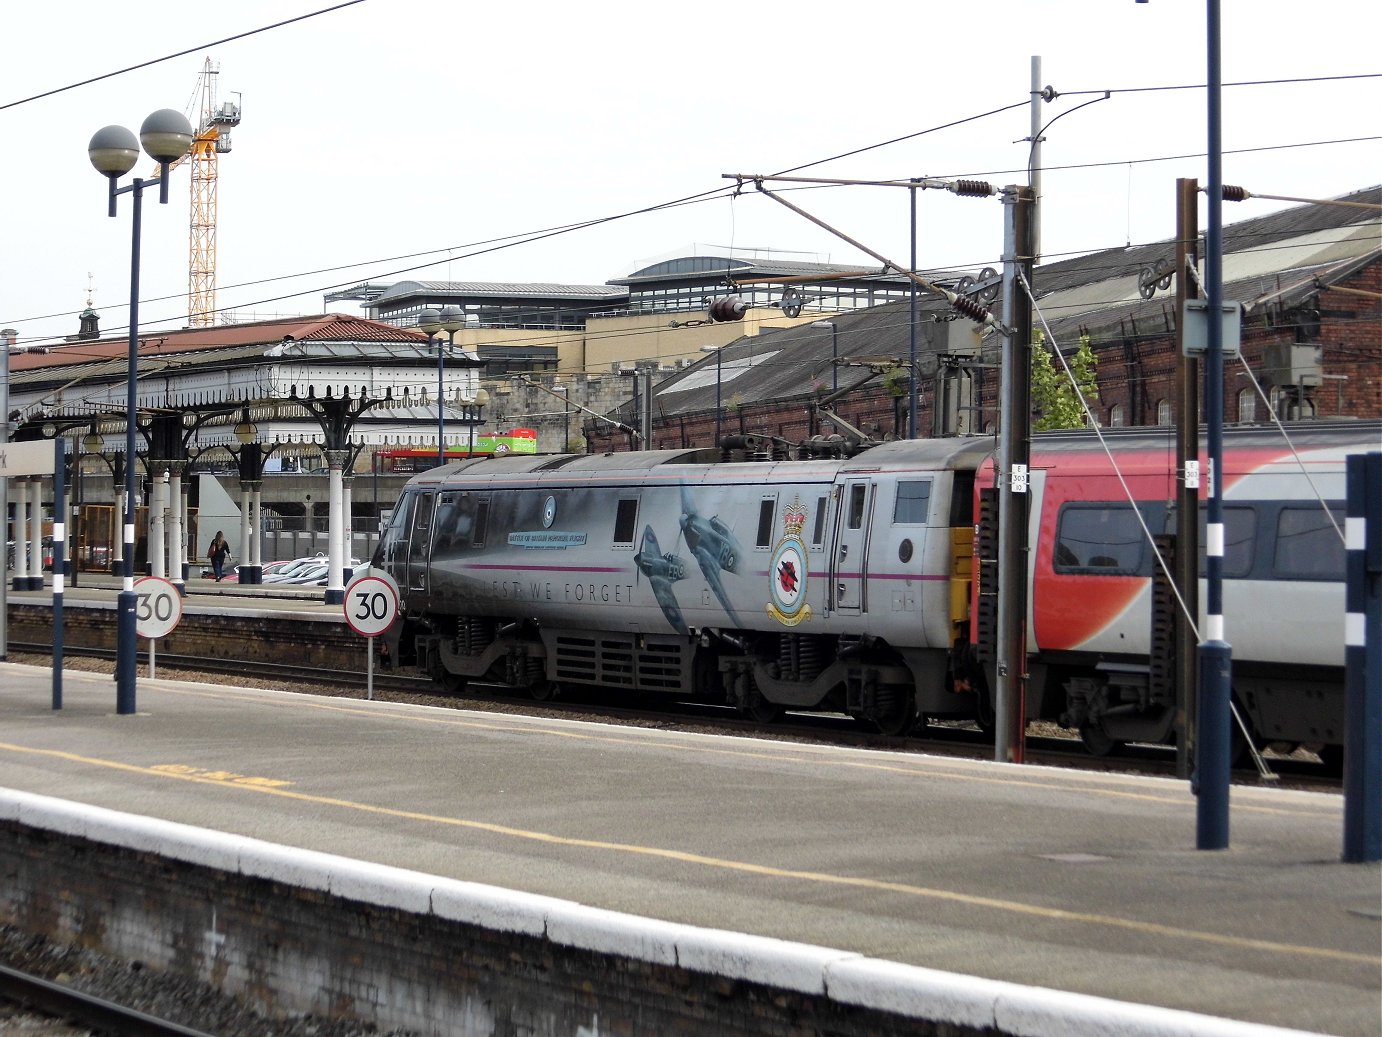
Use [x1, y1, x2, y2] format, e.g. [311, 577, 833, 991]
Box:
[159, 58, 241, 327]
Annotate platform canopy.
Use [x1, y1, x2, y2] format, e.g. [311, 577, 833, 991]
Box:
[6, 314, 484, 449]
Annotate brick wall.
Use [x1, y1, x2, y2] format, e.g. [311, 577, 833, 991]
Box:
[0, 814, 998, 1037]
[6, 602, 356, 671]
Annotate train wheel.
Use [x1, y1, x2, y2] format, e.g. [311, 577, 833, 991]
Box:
[529, 680, 562, 702]
[734, 688, 781, 723]
[867, 687, 916, 737]
[440, 671, 467, 694]
[1079, 723, 1122, 757]
[974, 688, 995, 735]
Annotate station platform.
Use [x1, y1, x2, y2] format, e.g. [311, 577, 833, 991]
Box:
[0, 661, 1376, 1035]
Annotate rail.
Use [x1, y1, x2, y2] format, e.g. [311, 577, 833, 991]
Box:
[0, 963, 219, 1037]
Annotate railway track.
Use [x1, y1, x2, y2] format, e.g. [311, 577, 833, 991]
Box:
[7, 641, 1339, 790]
[0, 963, 217, 1037]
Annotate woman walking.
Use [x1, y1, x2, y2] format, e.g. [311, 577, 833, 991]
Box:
[207, 531, 231, 582]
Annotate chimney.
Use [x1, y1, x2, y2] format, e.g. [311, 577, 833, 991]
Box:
[1, 329, 16, 348]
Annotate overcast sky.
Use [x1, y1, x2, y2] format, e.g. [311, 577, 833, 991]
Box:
[2, 1, 1378, 350]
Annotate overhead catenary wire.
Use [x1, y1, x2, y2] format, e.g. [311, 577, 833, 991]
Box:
[5, 126, 1376, 342]
[1054, 71, 1382, 98]
[0, 1, 371, 112]
[4, 9, 1377, 339]
[12, 203, 1375, 389]
[1218, 186, 1382, 211]
[733, 176, 1008, 333]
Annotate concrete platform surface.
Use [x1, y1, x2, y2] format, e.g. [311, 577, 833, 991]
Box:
[0, 662, 1377, 1036]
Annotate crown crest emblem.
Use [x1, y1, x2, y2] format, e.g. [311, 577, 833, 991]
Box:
[781, 496, 808, 536]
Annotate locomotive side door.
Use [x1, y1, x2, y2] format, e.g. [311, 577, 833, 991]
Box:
[404, 490, 436, 597]
[376, 491, 416, 593]
[831, 478, 875, 614]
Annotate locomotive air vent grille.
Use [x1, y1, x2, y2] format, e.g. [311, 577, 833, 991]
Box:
[599, 639, 637, 685]
[636, 640, 687, 690]
[553, 635, 599, 681]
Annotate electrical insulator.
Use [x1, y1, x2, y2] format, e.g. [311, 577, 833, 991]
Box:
[951, 295, 991, 324]
[950, 179, 995, 197]
[708, 296, 747, 323]
[1221, 185, 1249, 202]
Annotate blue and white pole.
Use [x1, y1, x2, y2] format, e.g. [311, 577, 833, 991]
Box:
[1342, 451, 1381, 863]
[51, 438, 65, 710]
[1195, 0, 1233, 851]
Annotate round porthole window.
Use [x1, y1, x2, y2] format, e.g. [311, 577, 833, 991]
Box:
[898, 538, 913, 563]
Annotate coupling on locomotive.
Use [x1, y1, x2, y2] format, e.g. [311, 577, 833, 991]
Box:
[374, 421, 1374, 760]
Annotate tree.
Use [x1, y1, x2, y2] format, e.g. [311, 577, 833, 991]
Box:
[1031, 331, 1099, 431]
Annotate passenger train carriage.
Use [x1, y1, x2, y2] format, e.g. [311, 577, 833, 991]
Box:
[375, 421, 1376, 759]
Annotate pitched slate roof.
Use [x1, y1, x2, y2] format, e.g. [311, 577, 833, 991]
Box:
[1028, 185, 1381, 341]
[644, 187, 1381, 419]
[7, 314, 426, 376]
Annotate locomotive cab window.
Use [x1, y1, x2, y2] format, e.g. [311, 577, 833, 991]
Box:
[613, 498, 639, 545]
[1054, 502, 1160, 574]
[811, 495, 827, 548]
[433, 494, 462, 555]
[384, 494, 413, 536]
[893, 480, 932, 524]
[379, 492, 415, 569]
[408, 493, 435, 561]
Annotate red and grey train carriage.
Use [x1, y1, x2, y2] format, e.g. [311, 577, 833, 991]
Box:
[375, 420, 1375, 757]
[990, 420, 1373, 762]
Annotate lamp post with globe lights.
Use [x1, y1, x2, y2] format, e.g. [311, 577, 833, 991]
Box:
[89, 109, 194, 714]
[417, 305, 468, 467]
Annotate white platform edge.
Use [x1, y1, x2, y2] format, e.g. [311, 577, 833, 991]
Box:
[2, 787, 1318, 1037]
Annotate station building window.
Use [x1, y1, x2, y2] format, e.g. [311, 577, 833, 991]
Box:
[1237, 387, 1257, 423]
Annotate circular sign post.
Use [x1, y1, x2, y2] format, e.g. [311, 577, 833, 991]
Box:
[344, 569, 399, 699]
[133, 576, 183, 679]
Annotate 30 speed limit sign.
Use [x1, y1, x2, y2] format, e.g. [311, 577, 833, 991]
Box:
[344, 571, 399, 638]
[133, 576, 183, 639]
